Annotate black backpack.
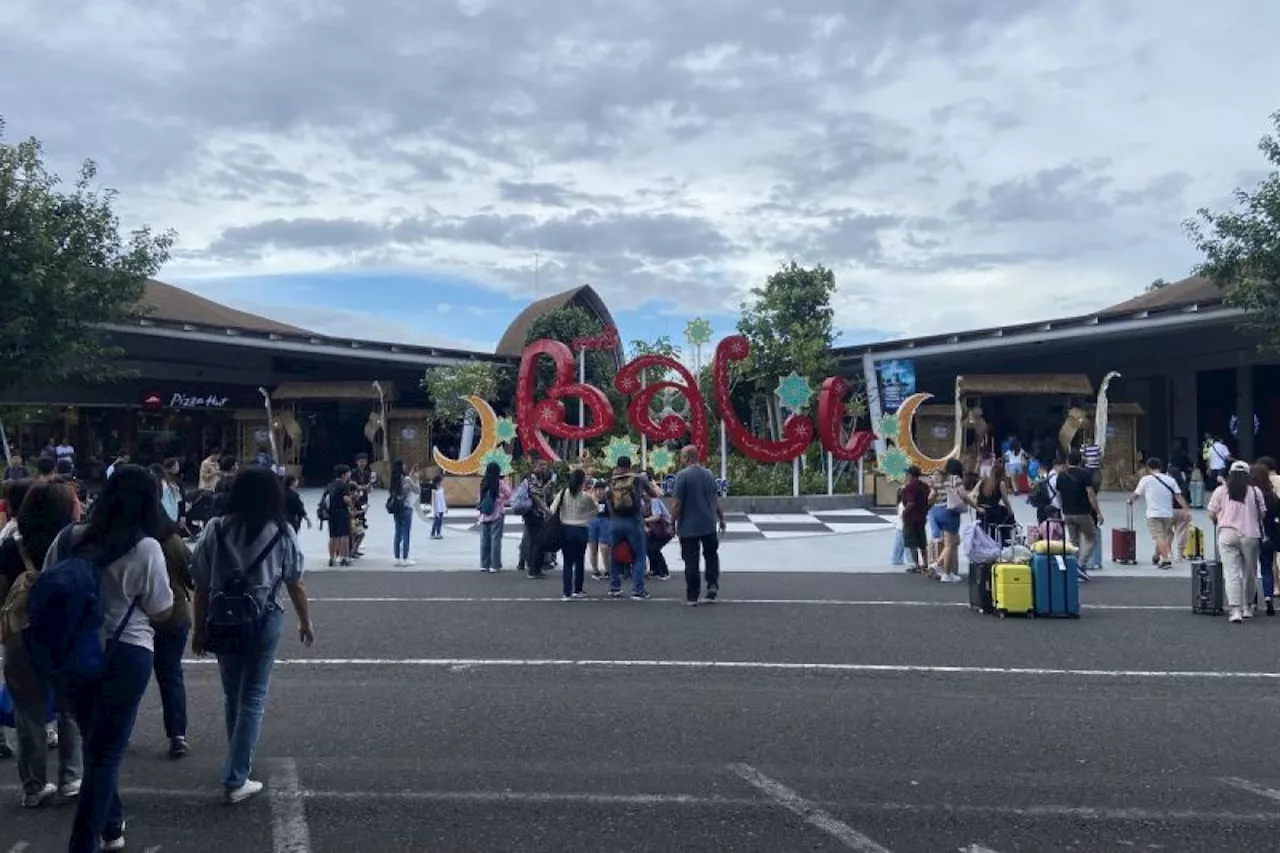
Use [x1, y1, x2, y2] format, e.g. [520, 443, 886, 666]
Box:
[1028, 477, 1057, 511]
[204, 522, 287, 655]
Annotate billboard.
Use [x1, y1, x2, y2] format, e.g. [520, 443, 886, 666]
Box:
[877, 359, 916, 414]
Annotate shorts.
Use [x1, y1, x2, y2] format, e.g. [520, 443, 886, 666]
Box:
[1146, 516, 1173, 543]
[902, 522, 928, 551]
[328, 514, 352, 539]
[929, 505, 961, 536]
[588, 516, 609, 545]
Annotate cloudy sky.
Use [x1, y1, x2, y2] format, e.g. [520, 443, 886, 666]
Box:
[3, 0, 1277, 353]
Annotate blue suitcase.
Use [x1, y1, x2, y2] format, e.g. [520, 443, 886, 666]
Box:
[1032, 549, 1081, 618]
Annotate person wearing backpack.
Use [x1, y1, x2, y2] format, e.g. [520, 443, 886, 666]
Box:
[477, 462, 513, 572]
[191, 465, 314, 805]
[606, 456, 660, 600]
[387, 460, 420, 566]
[151, 517, 195, 759]
[29, 465, 173, 853]
[1, 480, 83, 808]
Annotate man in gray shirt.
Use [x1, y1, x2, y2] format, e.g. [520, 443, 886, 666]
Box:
[671, 445, 726, 606]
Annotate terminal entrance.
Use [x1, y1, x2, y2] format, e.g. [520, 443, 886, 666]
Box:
[298, 401, 377, 485]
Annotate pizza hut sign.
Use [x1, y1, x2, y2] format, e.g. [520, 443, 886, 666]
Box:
[143, 391, 231, 410]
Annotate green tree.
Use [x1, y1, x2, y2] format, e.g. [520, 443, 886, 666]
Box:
[736, 261, 840, 438]
[421, 362, 504, 423]
[0, 119, 174, 395]
[524, 306, 621, 445]
[627, 335, 682, 385]
[1146, 277, 1169, 292]
[1187, 110, 1280, 349]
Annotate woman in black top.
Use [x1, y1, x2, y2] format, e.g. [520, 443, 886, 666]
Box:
[976, 459, 1015, 545]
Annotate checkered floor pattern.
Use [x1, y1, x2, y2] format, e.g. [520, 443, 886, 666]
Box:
[446, 507, 897, 541]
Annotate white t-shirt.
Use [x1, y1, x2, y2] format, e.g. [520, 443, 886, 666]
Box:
[45, 532, 174, 652]
[1209, 442, 1230, 471]
[1134, 473, 1181, 519]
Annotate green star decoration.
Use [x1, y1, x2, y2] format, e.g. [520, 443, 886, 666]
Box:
[880, 446, 911, 482]
[774, 372, 814, 412]
[480, 447, 513, 475]
[874, 414, 900, 442]
[685, 317, 713, 347]
[602, 436, 640, 467]
[493, 416, 518, 444]
[649, 447, 675, 474]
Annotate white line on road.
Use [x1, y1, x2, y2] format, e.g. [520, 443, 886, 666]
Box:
[959, 845, 1002, 852]
[179, 657, 1280, 680]
[270, 758, 312, 853]
[1220, 776, 1280, 805]
[730, 763, 892, 851]
[141, 847, 162, 853]
[307, 596, 1184, 611]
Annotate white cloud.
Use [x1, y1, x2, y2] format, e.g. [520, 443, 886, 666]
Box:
[3, 0, 1277, 341]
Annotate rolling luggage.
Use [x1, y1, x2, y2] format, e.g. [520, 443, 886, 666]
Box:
[1183, 525, 1205, 560]
[1031, 523, 1081, 618]
[1192, 525, 1224, 616]
[969, 562, 994, 614]
[993, 563, 1033, 617]
[1112, 503, 1138, 564]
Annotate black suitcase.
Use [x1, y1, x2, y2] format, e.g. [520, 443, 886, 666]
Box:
[1192, 525, 1224, 615]
[969, 562, 995, 614]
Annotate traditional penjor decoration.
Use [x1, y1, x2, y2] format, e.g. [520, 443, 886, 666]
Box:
[1094, 371, 1121, 460]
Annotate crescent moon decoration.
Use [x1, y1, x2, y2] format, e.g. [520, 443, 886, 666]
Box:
[894, 392, 960, 474]
[432, 395, 501, 476]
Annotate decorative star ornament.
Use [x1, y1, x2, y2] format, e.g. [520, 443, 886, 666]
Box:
[649, 447, 675, 474]
[874, 414, 900, 442]
[685, 317, 713, 347]
[880, 446, 911, 482]
[481, 447, 513, 475]
[602, 436, 640, 467]
[493, 416, 518, 444]
[774, 372, 814, 413]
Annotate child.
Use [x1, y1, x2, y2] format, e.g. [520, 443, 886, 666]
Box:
[644, 492, 672, 579]
[284, 475, 311, 533]
[430, 475, 447, 539]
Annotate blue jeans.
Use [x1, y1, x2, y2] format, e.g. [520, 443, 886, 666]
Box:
[393, 507, 413, 559]
[68, 641, 153, 853]
[152, 624, 190, 739]
[1262, 542, 1276, 600]
[216, 609, 283, 790]
[480, 516, 505, 569]
[609, 517, 647, 594]
[561, 525, 588, 596]
[431, 513, 444, 537]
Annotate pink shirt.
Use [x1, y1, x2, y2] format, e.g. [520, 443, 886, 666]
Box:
[478, 481, 512, 523]
[1208, 485, 1267, 538]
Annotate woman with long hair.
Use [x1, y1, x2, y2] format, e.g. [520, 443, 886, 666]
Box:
[2, 480, 83, 807]
[51, 465, 173, 853]
[1208, 461, 1269, 623]
[551, 468, 598, 599]
[388, 460, 420, 566]
[976, 458, 1015, 545]
[477, 462, 513, 572]
[929, 458, 976, 583]
[150, 511, 195, 758]
[191, 466, 313, 804]
[1251, 462, 1280, 616]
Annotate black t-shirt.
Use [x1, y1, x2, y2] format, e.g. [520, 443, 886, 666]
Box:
[285, 490, 307, 530]
[1056, 467, 1093, 516]
[0, 537, 25, 587]
[327, 481, 352, 518]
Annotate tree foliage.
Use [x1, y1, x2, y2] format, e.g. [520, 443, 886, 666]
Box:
[1146, 277, 1169, 292]
[627, 334, 682, 385]
[0, 119, 175, 394]
[1187, 110, 1280, 350]
[421, 362, 506, 425]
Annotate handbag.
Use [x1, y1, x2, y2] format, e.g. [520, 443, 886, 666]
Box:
[541, 489, 566, 552]
[205, 524, 286, 656]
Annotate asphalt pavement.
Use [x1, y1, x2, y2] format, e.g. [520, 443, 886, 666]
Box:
[4, 570, 1279, 852]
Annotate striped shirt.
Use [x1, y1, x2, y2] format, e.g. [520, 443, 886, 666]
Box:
[1082, 444, 1101, 469]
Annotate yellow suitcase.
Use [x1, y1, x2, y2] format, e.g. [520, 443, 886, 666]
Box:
[993, 563, 1034, 617]
[1183, 526, 1204, 559]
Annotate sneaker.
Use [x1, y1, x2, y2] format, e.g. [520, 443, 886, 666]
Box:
[100, 822, 126, 851]
[402, 559, 416, 566]
[225, 779, 265, 804]
[21, 783, 57, 808]
[608, 589, 622, 599]
[706, 586, 718, 602]
[562, 595, 573, 601]
[572, 592, 588, 599]
[169, 736, 190, 759]
[527, 571, 544, 579]
[1229, 608, 1244, 624]
[46, 723, 58, 749]
[1244, 605, 1256, 620]
[686, 600, 699, 607]
[0, 740, 13, 759]
[489, 567, 499, 573]
[58, 779, 82, 799]
[656, 574, 671, 581]
[631, 590, 651, 600]
[591, 571, 604, 581]
[393, 559, 406, 567]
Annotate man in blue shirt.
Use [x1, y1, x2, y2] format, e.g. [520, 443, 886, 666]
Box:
[671, 445, 727, 606]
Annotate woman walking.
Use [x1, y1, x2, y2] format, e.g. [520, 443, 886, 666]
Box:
[191, 466, 314, 804]
[1208, 461, 1269, 623]
[477, 462, 512, 572]
[152, 516, 195, 758]
[1, 480, 83, 808]
[389, 461, 419, 566]
[50, 466, 174, 853]
[551, 469, 597, 599]
[928, 458, 976, 583]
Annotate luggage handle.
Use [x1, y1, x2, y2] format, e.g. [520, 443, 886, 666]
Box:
[1126, 500, 1133, 530]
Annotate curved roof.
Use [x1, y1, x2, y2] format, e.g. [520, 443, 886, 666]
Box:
[142, 280, 312, 335]
[495, 284, 623, 364]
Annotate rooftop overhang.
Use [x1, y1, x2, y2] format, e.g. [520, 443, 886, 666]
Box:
[99, 321, 518, 370]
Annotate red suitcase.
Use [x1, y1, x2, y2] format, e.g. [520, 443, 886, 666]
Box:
[1112, 503, 1137, 564]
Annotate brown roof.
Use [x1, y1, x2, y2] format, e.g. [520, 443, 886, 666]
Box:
[1100, 275, 1222, 316]
[494, 284, 621, 359]
[140, 280, 311, 335]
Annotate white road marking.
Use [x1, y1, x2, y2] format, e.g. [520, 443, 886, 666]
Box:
[270, 758, 312, 853]
[307, 596, 1183, 610]
[141, 847, 163, 853]
[1220, 776, 1280, 805]
[730, 763, 893, 851]
[959, 846, 1002, 852]
[180, 657, 1280, 680]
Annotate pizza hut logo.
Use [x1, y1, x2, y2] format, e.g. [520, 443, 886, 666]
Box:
[142, 393, 164, 410]
[143, 391, 230, 409]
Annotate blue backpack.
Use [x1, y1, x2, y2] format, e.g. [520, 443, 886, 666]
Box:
[24, 531, 140, 685]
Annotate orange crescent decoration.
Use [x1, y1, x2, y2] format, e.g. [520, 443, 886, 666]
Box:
[432, 396, 500, 476]
[895, 392, 961, 473]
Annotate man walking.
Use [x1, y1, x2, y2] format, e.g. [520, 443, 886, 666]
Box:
[1129, 457, 1189, 570]
[671, 446, 726, 605]
[1058, 451, 1103, 577]
[1206, 435, 1231, 487]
